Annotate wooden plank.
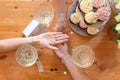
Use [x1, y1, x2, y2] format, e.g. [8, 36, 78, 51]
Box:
[0, 0, 119, 80]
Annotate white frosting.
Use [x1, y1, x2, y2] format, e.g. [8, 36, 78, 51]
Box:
[70, 13, 80, 24]
[85, 12, 98, 24]
[80, 0, 93, 13]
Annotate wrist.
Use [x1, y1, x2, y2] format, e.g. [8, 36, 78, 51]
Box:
[62, 54, 72, 63]
[61, 54, 73, 68]
[32, 35, 42, 43]
[27, 36, 39, 44]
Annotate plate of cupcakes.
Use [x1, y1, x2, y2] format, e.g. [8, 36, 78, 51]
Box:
[68, 0, 111, 36]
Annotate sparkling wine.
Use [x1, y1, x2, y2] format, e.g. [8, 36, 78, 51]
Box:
[34, 2, 54, 24]
[72, 45, 95, 68]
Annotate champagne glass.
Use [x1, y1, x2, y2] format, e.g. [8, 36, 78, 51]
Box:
[16, 44, 38, 67]
[33, 1, 54, 26]
[23, 1, 54, 37]
[72, 45, 95, 68]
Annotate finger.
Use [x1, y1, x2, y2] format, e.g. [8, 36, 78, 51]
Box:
[52, 32, 62, 35]
[56, 43, 64, 48]
[56, 36, 69, 41]
[48, 46, 58, 50]
[55, 34, 69, 38]
[55, 39, 69, 44]
[56, 44, 61, 47]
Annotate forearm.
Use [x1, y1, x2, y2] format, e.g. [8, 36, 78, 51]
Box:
[0, 37, 37, 52]
[62, 54, 91, 80]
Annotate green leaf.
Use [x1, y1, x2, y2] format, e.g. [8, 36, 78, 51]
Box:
[114, 0, 120, 4]
[115, 13, 120, 23]
[117, 39, 120, 48]
[112, 27, 118, 33]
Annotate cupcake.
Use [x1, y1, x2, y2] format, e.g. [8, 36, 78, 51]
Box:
[84, 12, 98, 24]
[87, 26, 98, 35]
[79, 21, 88, 29]
[91, 0, 105, 8]
[70, 13, 80, 24]
[96, 7, 110, 21]
[80, 0, 93, 13]
[87, 21, 104, 35]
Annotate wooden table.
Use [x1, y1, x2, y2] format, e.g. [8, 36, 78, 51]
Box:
[0, 0, 120, 80]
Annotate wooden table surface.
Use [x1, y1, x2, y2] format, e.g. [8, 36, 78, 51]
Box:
[0, 0, 120, 80]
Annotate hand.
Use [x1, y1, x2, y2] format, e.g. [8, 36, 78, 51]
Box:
[54, 43, 69, 60]
[34, 32, 69, 50]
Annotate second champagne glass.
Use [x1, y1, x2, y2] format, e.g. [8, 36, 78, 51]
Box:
[72, 45, 95, 68]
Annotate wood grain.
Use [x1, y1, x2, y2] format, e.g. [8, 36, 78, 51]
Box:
[0, 0, 119, 80]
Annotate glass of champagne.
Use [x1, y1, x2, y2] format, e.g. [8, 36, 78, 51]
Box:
[33, 1, 54, 26]
[72, 45, 95, 68]
[23, 1, 54, 37]
[16, 44, 38, 67]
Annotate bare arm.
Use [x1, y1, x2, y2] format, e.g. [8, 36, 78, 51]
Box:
[0, 37, 33, 52]
[54, 44, 91, 80]
[0, 32, 69, 52]
[62, 54, 91, 80]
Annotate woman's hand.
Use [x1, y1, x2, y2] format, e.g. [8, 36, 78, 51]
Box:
[34, 32, 69, 50]
[54, 43, 70, 60]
